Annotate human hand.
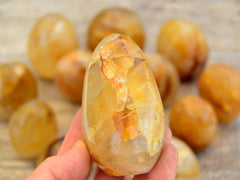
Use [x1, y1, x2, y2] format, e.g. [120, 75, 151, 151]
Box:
[27, 109, 178, 180]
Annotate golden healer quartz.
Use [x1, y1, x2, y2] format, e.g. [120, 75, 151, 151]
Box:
[82, 34, 165, 176]
[28, 13, 78, 80]
[172, 137, 200, 180]
[0, 62, 37, 121]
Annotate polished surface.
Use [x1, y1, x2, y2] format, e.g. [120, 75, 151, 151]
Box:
[170, 95, 217, 152]
[9, 99, 57, 159]
[87, 8, 145, 51]
[157, 19, 208, 80]
[0, 62, 37, 121]
[28, 13, 78, 80]
[82, 34, 165, 176]
[55, 50, 91, 103]
[198, 63, 240, 123]
[145, 53, 179, 107]
[0, 0, 239, 179]
[172, 137, 200, 180]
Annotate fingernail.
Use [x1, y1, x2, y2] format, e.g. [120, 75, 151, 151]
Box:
[74, 140, 86, 148]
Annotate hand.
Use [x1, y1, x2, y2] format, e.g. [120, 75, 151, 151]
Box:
[27, 109, 178, 180]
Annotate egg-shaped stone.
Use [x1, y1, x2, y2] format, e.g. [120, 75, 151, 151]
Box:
[0, 62, 37, 121]
[82, 34, 165, 176]
[28, 13, 78, 80]
[172, 137, 200, 180]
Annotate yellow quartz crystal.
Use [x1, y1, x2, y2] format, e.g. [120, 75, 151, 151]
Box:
[82, 34, 165, 176]
[28, 13, 78, 80]
[0, 62, 37, 121]
[172, 137, 200, 180]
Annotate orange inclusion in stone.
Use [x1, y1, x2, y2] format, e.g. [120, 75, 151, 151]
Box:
[100, 37, 143, 140]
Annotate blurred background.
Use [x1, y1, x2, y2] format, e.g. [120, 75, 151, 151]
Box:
[0, 0, 240, 179]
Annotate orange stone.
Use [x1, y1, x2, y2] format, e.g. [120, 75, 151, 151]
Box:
[82, 34, 165, 176]
[55, 50, 91, 103]
[156, 19, 208, 80]
[172, 137, 200, 179]
[0, 62, 37, 121]
[87, 8, 145, 51]
[145, 53, 179, 107]
[198, 63, 240, 123]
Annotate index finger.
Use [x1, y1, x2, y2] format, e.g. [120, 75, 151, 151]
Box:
[58, 109, 84, 154]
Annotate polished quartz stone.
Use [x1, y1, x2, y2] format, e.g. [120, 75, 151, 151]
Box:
[198, 63, 240, 123]
[145, 53, 179, 107]
[28, 13, 78, 80]
[172, 137, 200, 180]
[157, 19, 208, 81]
[9, 99, 57, 159]
[87, 8, 145, 51]
[55, 50, 91, 103]
[0, 62, 37, 121]
[82, 34, 165, 176]
[170, 95, 217, 152]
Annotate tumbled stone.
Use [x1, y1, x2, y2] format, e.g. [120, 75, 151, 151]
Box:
[172, 137, 200, 180]
[198, 63, 240, 123]
[82, 34, 165, 176]
[9, 99, 57, 159]
[170, 95, 217, 152]
[87, 8, 145, 51]
[0, 62, 37, 121]
[55, 50, 91, 103]
[28, 13, 78, 80]
[145, 53, 179, 107]
[157, 19, 208, 81]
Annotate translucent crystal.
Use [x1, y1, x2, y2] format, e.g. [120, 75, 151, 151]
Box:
[55, 50, 91, 103]
[172, 137, 200, 180]
[0, 62, 37, 121]
[87, 8, 145, 51]
[28, 13, 78, 80]
[82, 34, 165, 176]
[157, 19, 208, 80]
[145, 53, 179, 107]
[9, 99, 57, 159]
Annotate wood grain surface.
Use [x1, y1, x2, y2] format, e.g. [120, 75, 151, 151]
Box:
[0, 0, 240, 179]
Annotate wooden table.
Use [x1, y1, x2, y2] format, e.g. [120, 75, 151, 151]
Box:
[0, 0, 240, 179]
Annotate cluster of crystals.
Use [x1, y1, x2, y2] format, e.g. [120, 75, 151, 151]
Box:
[82, 34, 165, 176]
[9, 99, 57, 159]
[55, 50, 92, 103]
[157, 19, 208, 81]
[0, 62, 37, 121]
[198, 63, 240, 123]
[28, 13, 78, 80]
[172, 137, 200, 179]
[170, 95, 217, 152]
[88, 8, 145, 51]
[145, 53, 179, 107]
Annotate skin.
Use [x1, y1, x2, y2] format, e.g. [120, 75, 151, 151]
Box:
[27, 110, 178, 180]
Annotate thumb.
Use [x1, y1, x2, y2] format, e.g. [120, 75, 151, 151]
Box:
[27, 140, 91, 180]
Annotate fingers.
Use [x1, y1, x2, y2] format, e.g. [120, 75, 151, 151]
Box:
[93, 168, 123, 180]
[58, 109, 84, 154]
[147, 143, 178, 180]
[27, 140, 91, 180]
[165, 126, 172, 144]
